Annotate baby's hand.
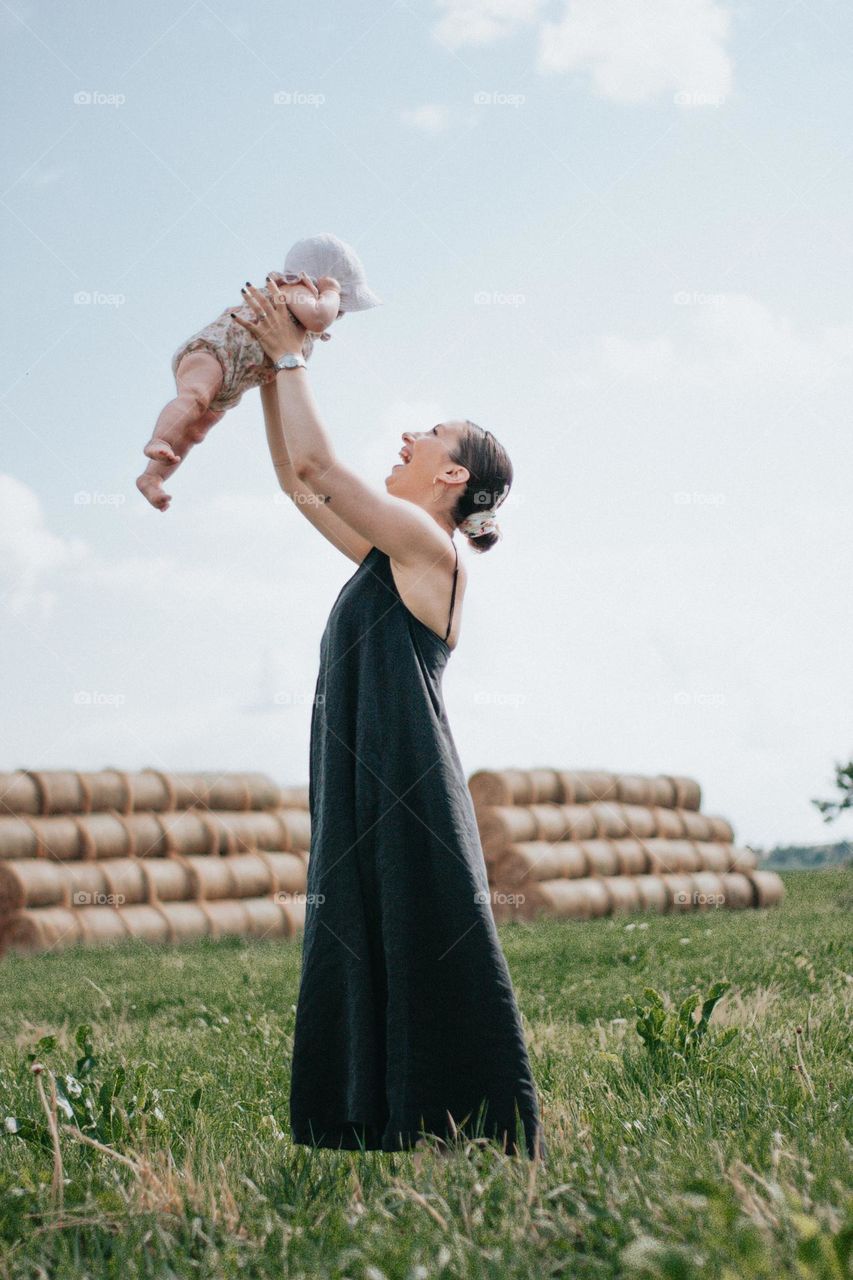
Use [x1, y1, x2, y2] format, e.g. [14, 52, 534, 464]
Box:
[275, 272, 341, 335]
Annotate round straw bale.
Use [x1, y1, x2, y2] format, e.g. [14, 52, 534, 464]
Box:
[121, 904, 173, 942]
[99, 859, 150, 905]
[183, 856, 236, 900]
[242, 897, 292, 939]
[467, 769, 534, 808]
[664, 775, 702, 811]
[144, 857, 194, 902]
[74, 906, 132, 943]
[633, 875, 669, 913]
[747, 870, 785, 907]
[579, 840, 621, 877]
[0, 772, 41, 816]
[278, 785, 310, 809]
[692, 841, 730, 873]
[603, 876, 642, 914]
[558, 771, 618, 804]
[727, 846, 758, 871]
[127, 769, 175, 811]
[155, 810, 220, 856]
[3, 907, 85, 953]
[661, 873, 696, 910]
[495, 841, 588, 885]
[612, 838, 649, 875]
[707, 815, 736, 842]
[203, 898, 251, 938]
[79, 770, 132, 812]
[257, 851, 308, 895]
[271, 809, 312, 853]
[0, 816, 41, 860]
[23, 771, 89, 815]
[157, 900, 212, 941]
[689, 871, 725, 909]
[650, 807, 688, 838]
[644, 840, 700, 874]
[616, 805, 657, 839]
[277, 892, 307, 935]
[0, 860, 67, 913]
[718, 872, 756, 909]
[223, 853, 275, 899]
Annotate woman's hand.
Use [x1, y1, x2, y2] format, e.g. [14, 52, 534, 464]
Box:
[231, 273, 316, 362]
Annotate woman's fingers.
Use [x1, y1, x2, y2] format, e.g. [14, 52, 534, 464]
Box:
[241, 282, 270, 320]
[298, 271, 319, 297]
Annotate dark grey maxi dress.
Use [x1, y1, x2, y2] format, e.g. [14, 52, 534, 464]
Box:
[289, 541, 545, 1159]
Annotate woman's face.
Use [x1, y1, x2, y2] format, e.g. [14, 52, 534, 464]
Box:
[385, 419, 469, 500]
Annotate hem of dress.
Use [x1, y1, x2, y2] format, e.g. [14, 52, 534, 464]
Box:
[290, 1111, 547, 1160]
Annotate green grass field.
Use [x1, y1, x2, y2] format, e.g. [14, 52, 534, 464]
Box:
[1, 868, 850, 1279]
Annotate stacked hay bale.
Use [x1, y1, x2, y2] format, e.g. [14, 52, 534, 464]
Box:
[469, 768, 785, 923]
[0, 769, 311, 956]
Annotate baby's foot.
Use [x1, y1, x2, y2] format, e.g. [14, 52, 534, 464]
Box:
[144, 437, 181, 464]
[136, 471, 172, 511]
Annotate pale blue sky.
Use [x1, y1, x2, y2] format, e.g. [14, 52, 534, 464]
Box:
[1, 0, 851, 846]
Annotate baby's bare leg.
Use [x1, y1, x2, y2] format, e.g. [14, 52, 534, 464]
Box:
[137, 350, 225, 511]
[144, 349, 224, 463]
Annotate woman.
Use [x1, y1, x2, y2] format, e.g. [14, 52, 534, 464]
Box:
[234, 279, 546, 1162]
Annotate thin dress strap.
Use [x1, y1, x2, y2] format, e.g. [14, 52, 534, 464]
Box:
[444, 539, 459, 643]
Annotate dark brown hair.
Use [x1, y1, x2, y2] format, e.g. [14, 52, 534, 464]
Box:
[447, 420, 513, 553]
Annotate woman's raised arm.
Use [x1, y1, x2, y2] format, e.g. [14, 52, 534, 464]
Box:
[259, 379, 372, 566]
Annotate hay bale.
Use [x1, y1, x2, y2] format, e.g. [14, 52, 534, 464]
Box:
[0, 772, 42, 817]
[644, 839, 701, 874]
[2, 907, 85, 953]
[632, 875, 669, 913]
[120, 904, 173, 942]
[612, 838, 649, 875]
[718, 872, 756, 909]
[661, 873, 696, 910]
[257, 851, 309, 895]
[604, 876, 643, 914]
[0, 860, 68, 914]
[494, 841, 588, 885]
[144, 858, 194, 902]
[579, 840, 622, 877]
[747, 870, 785, 907]
[689, 871, 725, 909]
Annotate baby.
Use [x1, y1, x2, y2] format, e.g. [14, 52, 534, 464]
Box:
[137, 233, 381, 510]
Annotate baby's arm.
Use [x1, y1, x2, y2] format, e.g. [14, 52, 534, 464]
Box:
[271, 273, 341, 334]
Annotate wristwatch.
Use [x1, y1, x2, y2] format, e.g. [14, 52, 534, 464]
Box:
[273, 352, 307, 371]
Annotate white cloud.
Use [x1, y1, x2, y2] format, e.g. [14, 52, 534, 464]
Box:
[433, 0, 733, 106]
[539, 0, 733, 104]
[0, 475, 89, 618]
[400, 104, 452, 135]
[433, 0, 543, 49]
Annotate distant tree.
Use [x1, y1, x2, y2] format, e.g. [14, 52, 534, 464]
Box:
[812, 761, 853, 822]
